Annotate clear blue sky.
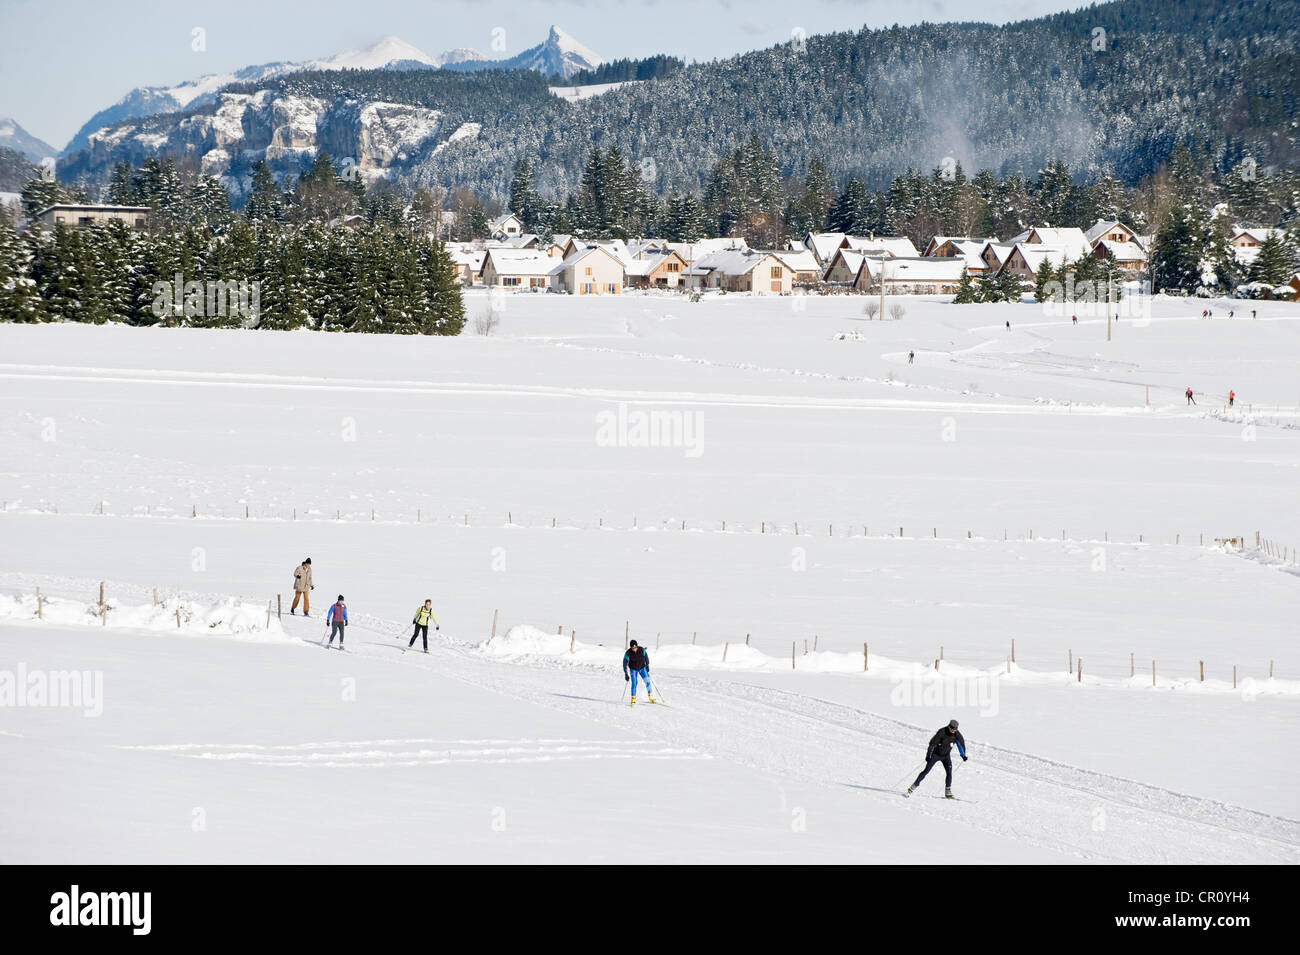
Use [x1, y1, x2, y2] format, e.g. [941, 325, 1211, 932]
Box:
[0, 0, 1084, 150]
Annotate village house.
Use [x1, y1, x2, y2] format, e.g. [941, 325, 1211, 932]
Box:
[488, 233, 542, 250]
[1090, 238, 1148, 273]
[924, 236, 998, 275]
[854, 256, 967, 294]
[823, 248, 868, 284]
[448, 248, 487, 286]
[34, 203, 150, 231]
[1008, 226, 1091, 262]
[774, 248, 821, 284]
[843, 235, 920, 258]
[1083, 220, 1142, 247]
[1289, 272, 1300, 301]
[1000, 243, 1073, 282]
[489, 212, 526, 239]
[550, 245, 627, 295]
[544, 234, 574, 258]
[624, 249, 690, 289]
[688, 249, 793, 293]
[1230, 226, 1281, 267]
[481, 248, 554, 289]
[978, 241, 1017, 274]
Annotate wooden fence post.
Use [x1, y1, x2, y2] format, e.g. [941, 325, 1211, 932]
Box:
[625, 621, 630, 649]
[570, 633, 575, 654]
[176, 608, 181, 629]
[723, 642, 729, 662]
[266, 600, 272, 628]
[1006, 656, 1010, 674]
[813, 634, 818, 652]
[153, 587, 159, 606]
[940, 645, 944, 661]
[1130, 652, 1134, 677]
[1068, 649, 1072, 674]
[1199, 660, 1204, 682]
[1011, 639, 1015, 663]
[36, 587, 43, 620]
[490, 609, 498, 642]
[656, 633, 660, 651]
[1270, 660, 1274, 679]
[1077, 659, 1082, 683]
[795, 522, 799, 535]
[1233, 665, 1237, 689]
[863, 642, 868, 671]
[1152, 659, 1156, 686]
[692, 632, 697, 645]
[792, 642, 796, 669]
[934, 658, 939, 671]
[277, 594, 281, 619]
[746, 633, 751, 646]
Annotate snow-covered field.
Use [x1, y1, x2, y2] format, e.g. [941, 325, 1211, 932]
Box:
[1, 291, 1297, 863]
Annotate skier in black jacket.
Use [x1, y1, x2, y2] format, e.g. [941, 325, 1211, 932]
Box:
[908, 719, 968, 798]
[622, 640, 659, 706]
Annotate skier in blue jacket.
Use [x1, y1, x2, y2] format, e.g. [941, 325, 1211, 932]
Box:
[908, 720, 967, 798]
[325, 595, 348, 649]
[622, 641, 658, 706]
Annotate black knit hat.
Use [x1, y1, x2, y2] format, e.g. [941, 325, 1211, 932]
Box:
[948, 719, 959, 730]
[304, 557, 311, 564]
[629, 640, 638, 648]
[337, 595, 345, 601]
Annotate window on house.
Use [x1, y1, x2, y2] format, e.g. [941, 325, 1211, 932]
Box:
[607, 283, 618, 294]
[503, 277, 520, 287]
[134, 218, 146, 229]
[582, 283, 594, 295]
[585, 267, 593, 276]
[770, 266, 782, 278]
[78, 217, 93, 226]
[55, 216, 66, 224]
[667, 262, 679, 272]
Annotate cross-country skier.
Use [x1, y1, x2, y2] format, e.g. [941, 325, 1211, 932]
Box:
[908, 350, 915, 364]
[1229, 390, 1235, 408]
[409, 600, 438, 652]
[908, 719, 967, 798]
[326, 595, 348, 648]
[1072, 314, 1077, 325]
[291, 557, 313, 615]
[623, 640, 658, 706]
[1186, 387, 1196, 406]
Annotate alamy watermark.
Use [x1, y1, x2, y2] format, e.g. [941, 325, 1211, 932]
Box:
[890, 672, 1000, 717]
[1, 663, 103, 717]
[151, 272, 261, 322]
[595, 402, 704, 458]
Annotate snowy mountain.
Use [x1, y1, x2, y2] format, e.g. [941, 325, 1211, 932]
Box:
[0, 117, 58, 163]
[59, 29, 596, 155]
[486, 25, 603, 80]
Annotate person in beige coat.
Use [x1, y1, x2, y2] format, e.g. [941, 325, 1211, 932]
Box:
[291, 558, 313, 615]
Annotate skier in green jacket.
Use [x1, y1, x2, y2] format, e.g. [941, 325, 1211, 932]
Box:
[409, 600, 439, 652]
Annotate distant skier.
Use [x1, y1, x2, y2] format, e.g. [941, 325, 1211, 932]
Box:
[409, 599, 438, 653]
[622, 640, 658, 706]
[326, 595, 348, 648]
[291, 557, 313, 615]
[1228, 390, 1235, 408]
[908, 350, 915, 364]
[1251, 310, 1256, 319]
[1071, 314, 1077, 325]
[1005, 320, 1010, 329]
[1186, 387, 1196, 406]
[908, 719, 968, 798]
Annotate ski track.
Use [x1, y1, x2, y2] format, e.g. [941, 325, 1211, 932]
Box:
[296, 611, 1300, 864]
[7, 572, 1298, 863]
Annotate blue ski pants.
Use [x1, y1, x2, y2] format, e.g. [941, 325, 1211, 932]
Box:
[630, 668, 653, 696]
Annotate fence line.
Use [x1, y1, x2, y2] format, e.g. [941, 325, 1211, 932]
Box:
[1, 498, 1293, 563]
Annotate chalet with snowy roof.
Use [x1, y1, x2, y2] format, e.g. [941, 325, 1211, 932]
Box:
[448, 248, 487, 286]
[1008, 227, 1090, 262]
[624, 249, 689, 289]
[544, 235, 574, 257]
[1084, 220, 1141, 248]
[550, 245, 626, 295]
[34, 204, 151, 231]
[774, 248, 821, 283]
[665, 237, 748, 265]
[978, 241, 1017, 273]
[854, 256, 967, 295]
[1000, 243, 1073, 281]
[1289, 272, 1300, 301]
[481, 248, 554, 289]
[1230, 226, 1281, 266]
[489, 212, 526, 239]
[489, 233, 541, 250]
[823, 249, 869, 284]
[924, 237, 997, 275]
[1090, 238, 1148, 273]
[687, 250, 793, 293]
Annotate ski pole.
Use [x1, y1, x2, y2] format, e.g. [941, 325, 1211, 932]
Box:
[650, 674, 666, 704]
[894, 764, 923, 790]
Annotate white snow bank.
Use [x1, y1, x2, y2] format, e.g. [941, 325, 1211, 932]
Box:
[481, 625, 1300, 697]
[0, 592, 288, 642]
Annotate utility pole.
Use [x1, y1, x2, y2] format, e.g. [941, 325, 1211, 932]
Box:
[1106, 262, 1113, 342]
[879, 255, 886, 318]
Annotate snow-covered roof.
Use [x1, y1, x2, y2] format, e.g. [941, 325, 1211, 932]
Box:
[774, 248, 820, 273]
[550, 244, 628, 275]
[979, 241, 1017, 267]
[1010, 243, 1073, 272]
[484, 248, 554, 276]
[1010, 227, 1090, 260]
[857, 256, 967, 283]
[843, 235, 919, 258]
[449, 249, 487, 269]
[1093, 239, 1147, 263]
[1084, 220, 1136, 245]
[490, 212, 524, 231]
[804, 232, 847, 264]
[666, 237, 748, 262]
[1231, 226, 1279, 244]
[825, 248, 867, 276]
[623, 249, 686, 277]
[693, 249, 785, 277]
[925, 235, 997, 256]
